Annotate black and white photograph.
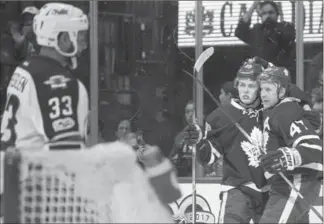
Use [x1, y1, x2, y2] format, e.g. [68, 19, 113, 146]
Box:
[0, 1, 323, 223]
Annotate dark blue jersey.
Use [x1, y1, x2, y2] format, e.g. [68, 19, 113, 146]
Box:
[199, 99, 268, 190]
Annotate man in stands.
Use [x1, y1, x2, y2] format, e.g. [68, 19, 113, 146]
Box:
[235, 1, 296, 83]
[218, 81, 237, 105]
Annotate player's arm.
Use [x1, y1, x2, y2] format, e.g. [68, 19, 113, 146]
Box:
[261, 108, 322, 174]
[77, 80, 89, 142]
[197, 132, 223, 166]
[0, 66, 32, 150]
[196, 114, 224, 166]
[234, 1, 259, 45]
[284, 118, 322, 168]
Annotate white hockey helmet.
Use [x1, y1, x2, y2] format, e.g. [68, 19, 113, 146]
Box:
[33, 3, 89, 57]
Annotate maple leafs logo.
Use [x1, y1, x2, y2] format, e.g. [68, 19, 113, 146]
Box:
[241, 127, 268, 167]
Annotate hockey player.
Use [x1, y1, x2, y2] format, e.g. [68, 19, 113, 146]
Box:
[184, 59, 315, 223]
[0, 3, 89, 151]
[185, 61, 269, 223]
[257, 66, 322, 223]
[0, 3, 89, 222]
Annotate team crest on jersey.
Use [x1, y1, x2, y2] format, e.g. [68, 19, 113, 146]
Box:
[241, 127, 268, 167]
[44, 75, 71, 89]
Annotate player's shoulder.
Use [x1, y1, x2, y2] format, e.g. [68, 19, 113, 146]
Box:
[267, 98, 304, 127]
[206, 100, 242, 128]
[206, 104, 231, 123]
[19, 56, 75, 82]
[19, 56, 81, 90]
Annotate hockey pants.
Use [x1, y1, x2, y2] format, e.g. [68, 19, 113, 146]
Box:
[259, 174, 321, 224]
[218, 187, 268, 223]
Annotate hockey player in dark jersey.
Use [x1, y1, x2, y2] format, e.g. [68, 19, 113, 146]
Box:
[184, 58, 316, 223]
[185, 60, 269, 223]
[257, 66, 322, 223]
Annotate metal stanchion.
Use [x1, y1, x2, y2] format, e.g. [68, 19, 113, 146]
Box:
[295, 1, 304, 89]
[89, 1, 99, 146]
[192, 1, 204, 223]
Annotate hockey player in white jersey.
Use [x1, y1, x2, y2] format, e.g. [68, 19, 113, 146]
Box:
[0, 3, 89, 151]
[0, 5, 181, 221]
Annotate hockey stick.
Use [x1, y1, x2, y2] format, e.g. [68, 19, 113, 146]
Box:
[191, 47, 214, 224]
[182, 69, 323, 222]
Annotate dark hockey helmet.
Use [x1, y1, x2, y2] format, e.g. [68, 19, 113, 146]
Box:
[234, 60, 264, 87]
[257, 66, 291, 89]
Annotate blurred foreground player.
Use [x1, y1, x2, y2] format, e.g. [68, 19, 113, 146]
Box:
[258, 66, 323, 223]
[0, 3, 89, 151]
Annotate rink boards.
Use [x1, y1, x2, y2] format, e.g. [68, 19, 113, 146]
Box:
[168, 178, 323, 224]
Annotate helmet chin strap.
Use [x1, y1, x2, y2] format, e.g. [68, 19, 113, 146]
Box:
[239, 95, 260, 109]
[70, 57, 77, 70]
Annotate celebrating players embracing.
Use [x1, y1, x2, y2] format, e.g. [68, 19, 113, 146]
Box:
[258, 66, 323, 223]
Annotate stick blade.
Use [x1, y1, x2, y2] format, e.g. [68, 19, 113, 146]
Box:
[194, 47, 214, 72]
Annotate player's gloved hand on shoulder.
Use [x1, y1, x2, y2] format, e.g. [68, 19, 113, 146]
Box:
[259, 147, 301, 174]
[303, 110, 321, 131]
[288, 84, 312, 107]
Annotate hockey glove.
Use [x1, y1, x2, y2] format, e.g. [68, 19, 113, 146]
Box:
[259, 147, 301, 174]
[196, 139, 213, 165]
[303, 110, 321, 131]
[183, 124, 203, 146]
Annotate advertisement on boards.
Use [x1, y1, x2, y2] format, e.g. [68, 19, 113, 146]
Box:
[168, 181, 323, 224]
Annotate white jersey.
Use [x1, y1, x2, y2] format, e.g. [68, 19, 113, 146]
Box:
[0, 56, 89, 151]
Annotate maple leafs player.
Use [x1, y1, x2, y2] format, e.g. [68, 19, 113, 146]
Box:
[0, 3, 89, 151]
[258, 66, 322, 223]
[185, 61, 269, 224]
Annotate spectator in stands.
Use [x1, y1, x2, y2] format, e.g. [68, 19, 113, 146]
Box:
[16, 6, 40, 60]
[116, 119, 132, 142]
[170, 100, 195, 177]
[306, 52, 323, 94]
[235, 1, 296, 83]
[1, 6, 39, 64]
[311, 72, 323, 138]
[219, 81, 237, 105]
[0, 6, 39, 109]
